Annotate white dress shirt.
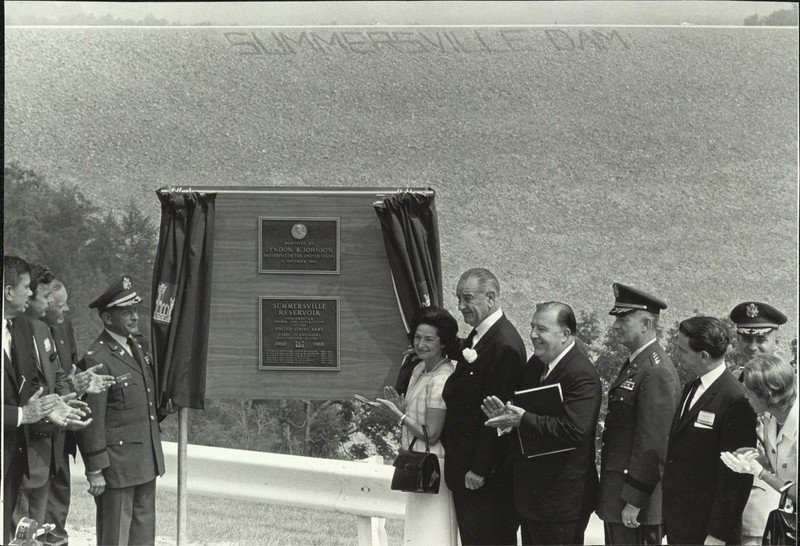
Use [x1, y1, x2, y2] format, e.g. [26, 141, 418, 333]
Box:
[470, 307, 503, 348]
[688, 361, 726, 411]
[541, 340, 576, 380]
[105, 328, 133, 356]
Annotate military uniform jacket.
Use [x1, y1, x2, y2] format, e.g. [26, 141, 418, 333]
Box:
[77, 330, 165, 489]
[22, 319, 71, 489]
[597, 341, 680, 525]
[662, 367, 757, 544]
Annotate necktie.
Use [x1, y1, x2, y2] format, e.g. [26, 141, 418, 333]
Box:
[540, 363, 551, 384]
[126, 337, 141, 365]
[464, 328, 478, 349]
[681, 379, 701, 418]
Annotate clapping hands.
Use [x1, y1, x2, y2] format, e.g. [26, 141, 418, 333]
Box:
[720, 448, 763, 477]
[48, 393, 93, 429]
[481, 395, 524, 428]
[20, 388, 60, 424]
[70, 364, 115, 397]
[376, 386, 407, 416]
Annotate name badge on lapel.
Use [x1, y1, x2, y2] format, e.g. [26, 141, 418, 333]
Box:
[695, 410, 715, 429]
[620, 380, 635, 391]
[116, 372, 133, 388]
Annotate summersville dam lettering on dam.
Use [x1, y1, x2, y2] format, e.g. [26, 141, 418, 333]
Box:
[223, 29, 630, 56]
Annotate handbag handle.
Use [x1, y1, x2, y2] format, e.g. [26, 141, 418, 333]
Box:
[778, 483, 796, 512]
[407, 424, 431, 453]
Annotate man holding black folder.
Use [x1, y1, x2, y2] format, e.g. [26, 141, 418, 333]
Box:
[596, 283, 681, 545]
[483, 301, 601, 545]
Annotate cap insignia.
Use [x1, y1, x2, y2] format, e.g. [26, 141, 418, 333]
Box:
[746, 303, 759, 318]
[123, 277, 132, 290]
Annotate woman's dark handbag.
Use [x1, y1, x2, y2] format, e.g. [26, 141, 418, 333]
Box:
[763, 487, 797, 545]
[390, 425, 441, 494]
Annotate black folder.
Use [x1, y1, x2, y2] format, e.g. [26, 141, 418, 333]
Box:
[514, 383, 576, 458]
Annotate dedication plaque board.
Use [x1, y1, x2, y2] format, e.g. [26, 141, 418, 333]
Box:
[259, 297, 340, 371]
[259, 217, 340, 274]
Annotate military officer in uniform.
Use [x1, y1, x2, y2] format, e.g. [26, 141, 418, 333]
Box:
[597, 283, 681, 545]
[730, 301, 788, 545]
[730, 302, 787, 376]
[77, 276, 165, 546]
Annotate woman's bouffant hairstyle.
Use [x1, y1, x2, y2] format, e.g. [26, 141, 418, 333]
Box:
[743, 354, 797, 412]
[408, 306, 460, 360]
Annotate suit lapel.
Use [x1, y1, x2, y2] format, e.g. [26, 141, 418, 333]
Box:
[32, 330, 57, 393]
[541, 344, 577, 386]
[472, 315, 506, 355]
[675, 370, 731, 434]
[611, 343, 657, 390]
[100, 332, 144, 376]
[610, 358, 635, 390]
[3, 351, 20, 395]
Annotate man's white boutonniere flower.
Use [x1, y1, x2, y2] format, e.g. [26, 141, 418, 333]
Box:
[462, 348, 478, 363]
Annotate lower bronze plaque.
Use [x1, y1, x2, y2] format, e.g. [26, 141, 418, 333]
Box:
[259, 297, 340, 371]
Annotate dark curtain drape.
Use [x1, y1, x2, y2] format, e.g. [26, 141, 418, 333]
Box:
[151, 190, 216, 419]
[374, 191, 442, 395]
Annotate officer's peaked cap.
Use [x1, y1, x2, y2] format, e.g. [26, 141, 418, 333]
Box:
[729, 302, 787, 335]
[89, 276, 142, 310]
[609, 282, 668, 316]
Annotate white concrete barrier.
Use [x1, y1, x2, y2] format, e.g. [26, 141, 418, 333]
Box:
[74, 442, 402, 545]
[73, 442, 608, 545]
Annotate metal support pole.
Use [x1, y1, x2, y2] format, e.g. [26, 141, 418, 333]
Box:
[177, 407, 189, 545]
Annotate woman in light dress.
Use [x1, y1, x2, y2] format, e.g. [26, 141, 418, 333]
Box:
[721, 354, 797, 543]
[378, 306, 460, 546]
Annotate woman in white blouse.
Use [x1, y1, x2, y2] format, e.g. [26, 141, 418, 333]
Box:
[378, 306, 460, 546]
[721, 354, 797, 543]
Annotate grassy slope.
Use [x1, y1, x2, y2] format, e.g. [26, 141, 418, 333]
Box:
[4, 27, 798, 349]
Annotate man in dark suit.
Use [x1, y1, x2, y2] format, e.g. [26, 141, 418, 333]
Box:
[597, 283, 681, 545]
[3, 255, 61, 543]
[14, 264, 75, 530]
[77, 275, 165, 546]
[441, 268, 526, 545]
[662, 316, 757, 545]
[44, 280, 80, 546]
[484, 301, 602, 545]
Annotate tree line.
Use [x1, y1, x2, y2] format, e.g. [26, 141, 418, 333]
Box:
[4, 163, 796, 463]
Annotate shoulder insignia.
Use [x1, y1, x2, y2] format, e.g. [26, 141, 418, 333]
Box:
[650, 353, 661, 367]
